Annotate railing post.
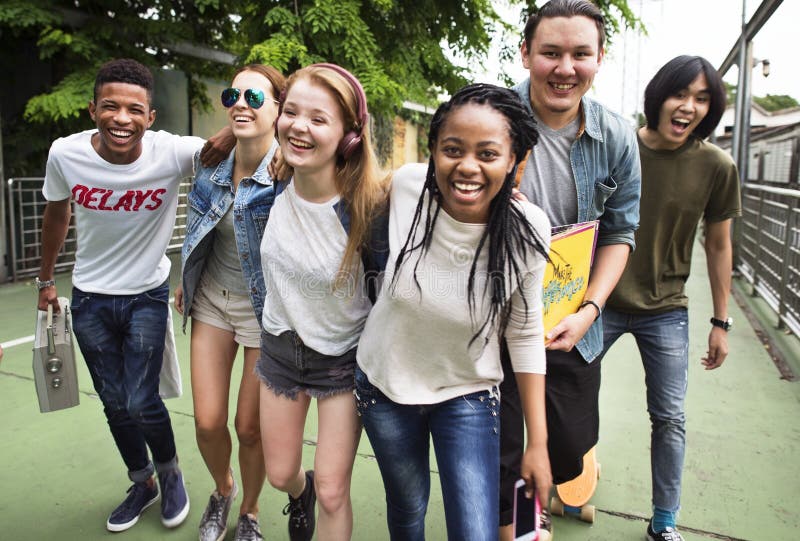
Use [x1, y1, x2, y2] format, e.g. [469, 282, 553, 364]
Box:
[751, 188, 764, 296]
[7, 178, 18, 282]
[777, 206, 794, 330]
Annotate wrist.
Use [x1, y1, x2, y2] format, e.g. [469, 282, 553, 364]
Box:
[525, 438, 548, 450]
[35, 277, 56, 290]
[710, 316, 733, 331]
[578, 299, 602, 320]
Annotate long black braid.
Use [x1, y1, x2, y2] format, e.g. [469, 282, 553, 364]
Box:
[391, 83, 549, 346]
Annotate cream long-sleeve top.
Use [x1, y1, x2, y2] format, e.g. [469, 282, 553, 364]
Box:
[356, 163, 551, 405]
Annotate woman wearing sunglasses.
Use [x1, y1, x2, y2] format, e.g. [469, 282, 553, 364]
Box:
[175, 63, 285, 541]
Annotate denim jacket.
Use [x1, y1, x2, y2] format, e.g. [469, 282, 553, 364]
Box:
[513, 78, 641, 362]
[180, 143, 278, 331]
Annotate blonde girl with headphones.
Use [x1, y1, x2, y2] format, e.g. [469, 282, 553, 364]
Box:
[255, 64, 386, 541]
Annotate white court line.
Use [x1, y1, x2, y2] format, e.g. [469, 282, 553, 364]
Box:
[2, 335, 35, 348]
[1, 296, 177, 350]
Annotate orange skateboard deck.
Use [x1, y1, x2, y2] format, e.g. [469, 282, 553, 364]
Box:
[550, 446, 600, 523]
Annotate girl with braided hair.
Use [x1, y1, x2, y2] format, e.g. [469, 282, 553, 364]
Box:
[355, 83, 552, 539]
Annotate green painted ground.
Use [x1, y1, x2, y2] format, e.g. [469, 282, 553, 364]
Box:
[1, 241, 798, 540]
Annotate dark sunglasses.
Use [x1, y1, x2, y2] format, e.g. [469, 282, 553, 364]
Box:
[221, 87, 269, 109]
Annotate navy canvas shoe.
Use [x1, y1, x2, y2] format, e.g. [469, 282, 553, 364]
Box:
[106, 481, 160, 532]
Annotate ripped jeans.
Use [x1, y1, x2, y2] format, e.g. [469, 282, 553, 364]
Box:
[355, 366, 500, 541]
[600, 307, 689, 514]
[71, 281, 177, 481]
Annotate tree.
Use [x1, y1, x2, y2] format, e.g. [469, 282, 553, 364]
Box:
[725, 81, 737, 107]
[1, 0, 239, 175]
[753, 94, 799, 112]
[1, 0, 641, 176]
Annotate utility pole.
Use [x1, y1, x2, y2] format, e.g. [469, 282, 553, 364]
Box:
[732, 0, 748, 185]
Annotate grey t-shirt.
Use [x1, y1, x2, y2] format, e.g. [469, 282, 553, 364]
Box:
[205, 206, 248, 294]
[518, 113, 580, 227]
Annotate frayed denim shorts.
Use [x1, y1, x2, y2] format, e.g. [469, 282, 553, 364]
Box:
[256, 330, 357, 400]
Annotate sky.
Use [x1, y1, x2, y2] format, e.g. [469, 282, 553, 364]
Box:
[478, 0, 797, 121]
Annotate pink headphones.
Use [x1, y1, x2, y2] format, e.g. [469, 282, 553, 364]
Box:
[279, 63, 370, 160]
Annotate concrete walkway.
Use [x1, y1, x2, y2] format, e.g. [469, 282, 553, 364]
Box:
[1, 240, 798, 540]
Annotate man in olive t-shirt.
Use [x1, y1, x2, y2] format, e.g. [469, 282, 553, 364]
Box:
[600, 56, 741, 541]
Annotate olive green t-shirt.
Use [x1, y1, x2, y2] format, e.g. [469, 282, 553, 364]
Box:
[606, 135, 741, 314]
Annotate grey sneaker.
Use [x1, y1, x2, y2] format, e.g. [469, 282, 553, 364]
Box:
[233, 514, 264, 541]
[199, 475, 239, 541]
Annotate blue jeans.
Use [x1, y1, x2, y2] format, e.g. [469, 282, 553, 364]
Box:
[71, 281, 177, 482]
[600, 308, 689, 513]
[355, 367, 500, 541]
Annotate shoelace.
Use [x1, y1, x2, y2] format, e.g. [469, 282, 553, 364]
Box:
[202, 493, 227, 525]
[236, 515, 263, 540]
[282, 498, 308, 528]
[659, 527, 683, 541]
[120, 483, 150, 512]
[539, 509, 552, 530]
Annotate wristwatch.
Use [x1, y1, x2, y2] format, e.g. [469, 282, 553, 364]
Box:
[35, 278, 56, 290]
[710, 316, 733, 331]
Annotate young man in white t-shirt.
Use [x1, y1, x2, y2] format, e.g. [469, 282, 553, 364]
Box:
[35, 58, 229, 533]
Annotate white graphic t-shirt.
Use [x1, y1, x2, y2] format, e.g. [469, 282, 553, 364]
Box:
[43, 129, 204, 294]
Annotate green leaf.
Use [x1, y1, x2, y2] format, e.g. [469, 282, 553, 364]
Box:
[24, 69, 95, 123]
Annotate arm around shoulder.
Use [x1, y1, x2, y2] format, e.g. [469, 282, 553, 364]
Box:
[200, 126, 235, 168]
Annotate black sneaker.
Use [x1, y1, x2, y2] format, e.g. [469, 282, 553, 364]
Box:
[647, 522, 684, 541]
[538, 508, 553, 541]
[282, 470, 316, 541]
[158, 468, 190, 528]
[106, 481, 160, 532]
[233, 514, 264, 541]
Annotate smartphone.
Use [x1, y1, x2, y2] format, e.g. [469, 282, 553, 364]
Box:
[513, 478, 540, 541]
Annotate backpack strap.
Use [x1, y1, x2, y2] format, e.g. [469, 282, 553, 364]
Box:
[333, 199, 389, 305]
[361, 207, 390, 304]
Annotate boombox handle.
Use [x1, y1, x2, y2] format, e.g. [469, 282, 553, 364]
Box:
[46, 304, 56, 356]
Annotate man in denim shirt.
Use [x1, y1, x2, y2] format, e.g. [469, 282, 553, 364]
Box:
[498, 2, 641, 539]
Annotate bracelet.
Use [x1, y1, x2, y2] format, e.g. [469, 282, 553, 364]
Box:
[579, 299, 602, 320]
[35, 278, 56, 290]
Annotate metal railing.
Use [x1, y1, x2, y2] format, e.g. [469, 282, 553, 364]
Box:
[6, 177, 192, 282]
[736, 183, 800, 336]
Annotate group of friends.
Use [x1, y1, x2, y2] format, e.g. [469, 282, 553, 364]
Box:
[34, 1, 741, 540]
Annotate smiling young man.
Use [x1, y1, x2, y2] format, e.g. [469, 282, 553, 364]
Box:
[36, 58, 231, 533]
[601, 55, 741, 541]
[498, 1, 641, 539]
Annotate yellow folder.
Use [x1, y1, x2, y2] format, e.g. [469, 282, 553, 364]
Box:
[542, 221, 599, 333]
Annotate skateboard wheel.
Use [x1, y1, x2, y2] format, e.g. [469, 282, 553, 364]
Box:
[550, 496, 564, 516]
[580, 504, 596, 523]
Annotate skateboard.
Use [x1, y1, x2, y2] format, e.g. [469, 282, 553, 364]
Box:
[550, 446, 600, 523]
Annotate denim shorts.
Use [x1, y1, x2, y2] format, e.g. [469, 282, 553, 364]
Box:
[255, 330, 357, 400]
